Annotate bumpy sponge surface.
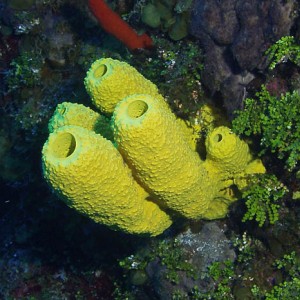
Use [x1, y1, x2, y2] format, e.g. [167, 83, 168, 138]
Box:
[113, 94, 216, 219]
[48, 102, 113, 140]
[84, 58, 166, 114]
[42, 58, 267, 234]
[42, 125, 172, 236]
[205, 126, 253, 176]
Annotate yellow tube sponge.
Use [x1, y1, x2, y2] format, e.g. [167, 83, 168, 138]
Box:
[42, 125, 172, 236]
[205, 126, 253, 176]
[48, 102, 113, 141]
[113, 94, 216, 219]
[201, 126, 265, 219]
[175, 118, 200, 151]
[42, 58, 267, 232]
[84, 58, 166, 114]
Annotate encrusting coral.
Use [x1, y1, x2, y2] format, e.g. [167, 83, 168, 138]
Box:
[42, 58, 265, 236]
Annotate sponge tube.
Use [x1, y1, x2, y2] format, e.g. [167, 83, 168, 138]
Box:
[48, 102, 113, 141]
[205, 126, 252, 175]
[84, 58, 165, 114]
[42, 125, 172, 236]
[113, 94, 216, 219]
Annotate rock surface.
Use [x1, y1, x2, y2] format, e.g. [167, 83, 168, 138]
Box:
[146, 222, 236, 299]
[190, 0, 297, 115]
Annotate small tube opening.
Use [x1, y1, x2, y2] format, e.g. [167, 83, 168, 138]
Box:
[127, 100, 149, 118]
[213, 133, 223, 142]
[94, 64, 107, 78]
[51, 132, 76, 158]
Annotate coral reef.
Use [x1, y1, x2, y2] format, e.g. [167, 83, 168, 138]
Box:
[0, 0, 300, 298]
[42, 58, 265, 235]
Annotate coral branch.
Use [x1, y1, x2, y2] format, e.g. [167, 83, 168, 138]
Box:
[88, 0, 153, 50]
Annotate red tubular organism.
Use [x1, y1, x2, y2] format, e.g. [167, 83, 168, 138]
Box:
[88, 0, 153, 50]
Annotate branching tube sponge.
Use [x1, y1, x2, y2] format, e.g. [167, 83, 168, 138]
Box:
[42, 58, 266, 236]
[42, 125, 172, 236]
[113, 94, 216, 219]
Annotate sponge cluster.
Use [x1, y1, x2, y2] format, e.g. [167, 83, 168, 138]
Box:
[42, 58, 265, 236]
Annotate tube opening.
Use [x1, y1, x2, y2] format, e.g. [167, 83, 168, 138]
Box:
[213, 133, 223, 142]
[127, 100, 149, 118]
[51, 132, 76, 158]
[94, 64, 107, 78]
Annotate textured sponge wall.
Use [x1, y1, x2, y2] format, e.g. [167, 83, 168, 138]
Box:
[48, 102, 113, 140]
[113, 94, 216, 219]
[42, 125, 172, 236]
[205, 126, 252, 176]
[42, 58, 266, 236]
[84, 58, 167, 114]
